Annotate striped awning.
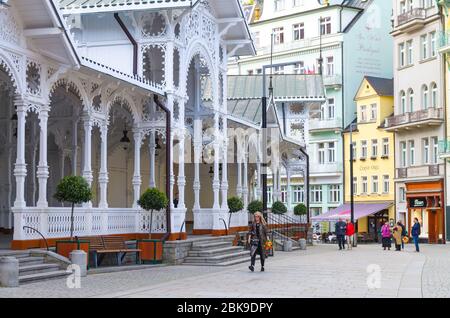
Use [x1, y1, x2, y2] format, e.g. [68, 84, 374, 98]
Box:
[311, 203, 393, 222]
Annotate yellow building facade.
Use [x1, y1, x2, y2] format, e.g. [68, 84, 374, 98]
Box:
[343, 77, 396, 239]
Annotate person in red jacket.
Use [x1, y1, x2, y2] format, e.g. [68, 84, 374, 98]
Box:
[345, 219, 355, 250]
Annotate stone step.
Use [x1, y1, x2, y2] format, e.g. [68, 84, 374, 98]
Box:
[0, 251, 31, 258]
[183, 250, 250, 264]
[19, 270, 70, 284]
[18, 256, 45, 266]
[19, 263, 60, 276]
[191, 241, 236, 251]
[190, 235, 236, 245]
[188, 246, 243, 257]
[183, 255, 259, 267]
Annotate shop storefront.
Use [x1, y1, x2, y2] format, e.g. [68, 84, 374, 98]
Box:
[406, 180, 446, 244]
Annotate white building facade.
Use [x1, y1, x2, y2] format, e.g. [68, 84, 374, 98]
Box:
[0, 0, 276, 248]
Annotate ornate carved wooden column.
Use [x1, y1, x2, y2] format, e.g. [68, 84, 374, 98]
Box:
[36, 106, 49, 208]
[13, 97, 27, 208]
[132, 130, 142, 208]
[149, 130, 156, 188]
[98, 123, 109, 209]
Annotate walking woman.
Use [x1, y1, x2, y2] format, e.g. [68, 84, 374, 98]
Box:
[393, 222, 402, 251]
[248, 211, 268, 272]
[381, 221, 392, 251]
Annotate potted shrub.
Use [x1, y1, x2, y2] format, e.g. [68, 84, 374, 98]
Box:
[271, 201, 287, 214]
[137, 188, 168, 263]
[227, 196, 244, 231]
[138, 188, 168, 239]
[294, 203, 307, 217]
[247, 200, 263, 215]
[54, 176, 92, 259]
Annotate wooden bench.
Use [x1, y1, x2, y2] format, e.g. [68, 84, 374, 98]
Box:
[78, 236, 141, 267]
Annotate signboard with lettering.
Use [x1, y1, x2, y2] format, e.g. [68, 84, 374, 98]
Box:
[409, 197, 427, 208]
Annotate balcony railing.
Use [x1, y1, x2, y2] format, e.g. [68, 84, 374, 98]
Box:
[396, 164, 444, 179]
[309, 117, 342, 132]
[397, 8, 426, 26]
[385, 108, 443, 130]
[311, 162, 343, 175]
[323, 74, 342, 87]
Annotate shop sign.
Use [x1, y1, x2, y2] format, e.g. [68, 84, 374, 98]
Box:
[409, 197, 427, 208]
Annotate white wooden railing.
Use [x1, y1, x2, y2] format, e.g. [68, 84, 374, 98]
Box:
[13, 207, 167, 241]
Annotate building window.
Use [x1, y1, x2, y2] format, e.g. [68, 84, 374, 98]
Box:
[383, 175, 390, 194]
[399, 43, 405, 67]
[399, 187, 406, 202]
[400, 91, 406, 114]
[292, 186, 304, 203]
[281, 186, 287, 203]
[362, 177, 368, 194]
[329, 185, 341, 203]
[371, 139, 378, 158]
[293, 62, 304, 74]
[432, 136, 439, 164]
[327, 98, 335, 119]
[293, 23, 304, 41]
[353, 177, 358, 195]
[274, 0, 285, 11]
[423, 138, 429, 164]
[361, 140, 368, 159]
[409, 140, 415, 166]
[372, 176, 379, 194]
[274, 65, 284, 74]
[422, 85, 429, 109]
[431, 32, 437, 57]
[328, 142, 336, 163]
[293, 0, 303, 6]
[273, 27, 284, 45]
[408, 89, 414, 112]
[407, 40, 413, 65]
[326, 56, 334, 76]
[320, 17, 331, 35]
[421, 34, 428, 60]
[311, 185, 322, 203]
[256, 68, 262, 75]
[352, 142, 357, 159]
[318, 143, 325, 164]
[382, 138, 389, 157]
[401, 141, 407, 167]
[267, 187, 273, 205]
[370, 103, 377, 120]
[431, 82, 438, 108]
[253, 32, 260, 48]
[360, 105, 367, 121]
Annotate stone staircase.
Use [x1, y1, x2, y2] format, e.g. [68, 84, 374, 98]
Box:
[0, 250, 70, 285]
[182, 235, 255, 266]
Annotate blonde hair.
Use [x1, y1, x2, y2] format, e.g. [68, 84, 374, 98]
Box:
[254, 211, 267, 226]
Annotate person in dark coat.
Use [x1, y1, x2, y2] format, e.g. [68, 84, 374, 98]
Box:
[248, 211, 268, 272]
[399, 221, 407, 250]
[411, 218, 421, 252]
[335, 218, 347, 250]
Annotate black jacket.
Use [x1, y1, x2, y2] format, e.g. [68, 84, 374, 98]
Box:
[335, 221, 347, 236]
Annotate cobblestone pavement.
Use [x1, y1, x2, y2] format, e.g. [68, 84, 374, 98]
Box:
[1, 243, 449, 298]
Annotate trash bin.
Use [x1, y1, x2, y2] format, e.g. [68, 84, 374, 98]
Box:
[299, 239, 307, 250]
[283, 240, 293, 252]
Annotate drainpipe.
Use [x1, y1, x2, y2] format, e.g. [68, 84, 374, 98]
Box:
[154, 95, 171, 240]
[114, 13, 138, 75]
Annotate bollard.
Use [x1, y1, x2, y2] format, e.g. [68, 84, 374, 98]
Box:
[0, 257, 19, 287]
[283, 240, 293, 252]
[69, 250, 87, 277]
[299, 238, 307, 250]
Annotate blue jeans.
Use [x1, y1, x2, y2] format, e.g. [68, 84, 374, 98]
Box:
[413, 236, 419, 252]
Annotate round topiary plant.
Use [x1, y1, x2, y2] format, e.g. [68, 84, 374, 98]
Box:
[54, 176, 93, 239]
[227, 196, 244, 228]
[294, 203, 307, 216]
[271, 201, 287, 214]
[247, 200, 263, 214]
[138, 188, 168, 238]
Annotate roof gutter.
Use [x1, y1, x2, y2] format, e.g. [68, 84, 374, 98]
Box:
[114, 13, 138, 75]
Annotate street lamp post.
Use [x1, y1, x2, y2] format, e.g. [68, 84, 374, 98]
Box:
[349, 122, 357, 247]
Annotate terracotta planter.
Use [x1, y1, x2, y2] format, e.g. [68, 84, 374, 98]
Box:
[137, 239, 163, 264]
[55, 240, 89, 264]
